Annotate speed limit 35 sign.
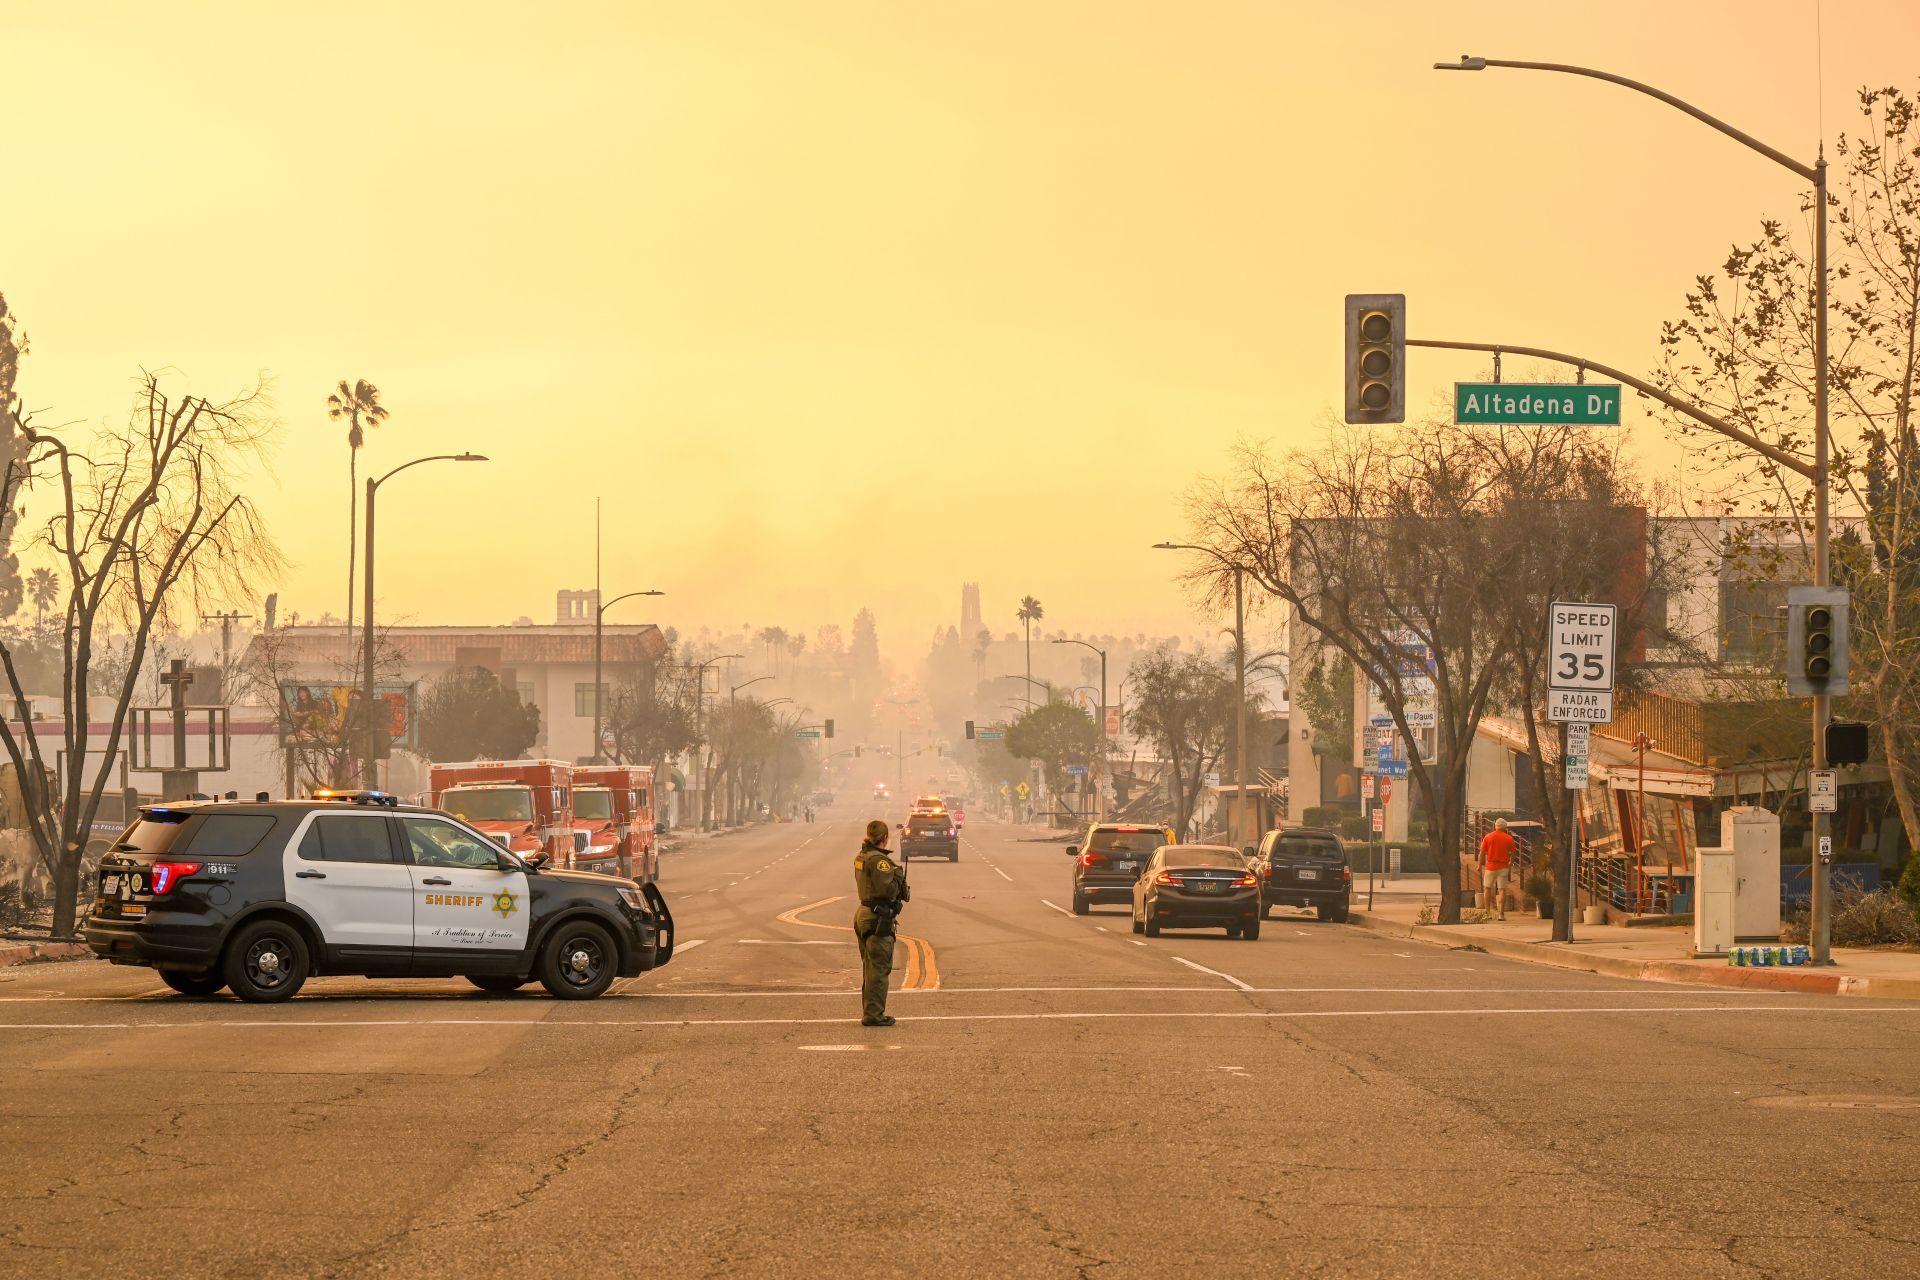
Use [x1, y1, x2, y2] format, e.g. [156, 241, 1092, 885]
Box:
[1547, 601, 1615, 723]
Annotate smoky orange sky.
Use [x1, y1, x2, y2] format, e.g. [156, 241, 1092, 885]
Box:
[8, 1, 1917, 661]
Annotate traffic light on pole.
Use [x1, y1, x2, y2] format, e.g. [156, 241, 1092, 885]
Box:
[965, 720, 975, 740]
[1344, 293, 1406, 424]
[854, 744, 862, 758]
[824, 719, 834, 739]
[1785, 586, 1850, 696]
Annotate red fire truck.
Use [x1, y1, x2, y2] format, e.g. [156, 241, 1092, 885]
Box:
[429, 760, 574, 862]
[569, 764, 660, 884]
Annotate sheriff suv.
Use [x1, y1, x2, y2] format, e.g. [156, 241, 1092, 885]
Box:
[1068, 822, 1176, 915]
[85, 792, 675, 1003]
[899, 812, 960, 862]
[1248, 826, 1353, 922]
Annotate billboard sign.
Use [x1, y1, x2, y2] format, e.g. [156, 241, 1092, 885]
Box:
[280, 684, 416, 748]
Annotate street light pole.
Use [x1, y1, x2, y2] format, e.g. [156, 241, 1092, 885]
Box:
[1054, 638, 1108, 818]
[1435, 54, 1835, 961]
[361, 453, 487, 787]
[591, 588, 664, 765]
[1157, 543, 1251, 850]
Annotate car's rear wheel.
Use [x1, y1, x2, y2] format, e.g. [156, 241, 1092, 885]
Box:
[1071, 894, 1089, 916]
[1318, 902, 1350, 923]
[537, 920, 619, 1000]
[1226, 922, 1243, 939]
[1262, 903, 1274, 919]
[466, 974, 530, 994]
[949, 850, 959, 862]
[1243, 918, 1262, 941]
[159, 969, 226, 997]
[222, 919, 310, 1003]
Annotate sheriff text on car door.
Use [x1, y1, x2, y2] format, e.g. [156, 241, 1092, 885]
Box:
[400, 815, 531, 952]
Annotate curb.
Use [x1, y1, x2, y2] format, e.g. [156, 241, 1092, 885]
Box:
[0, 942, 91, 969]
[1348, 911, 1920, 1000]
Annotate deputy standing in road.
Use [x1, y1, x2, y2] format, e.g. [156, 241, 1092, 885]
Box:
[853, 818, 910, 1027]
[1479, 817, 1517, 921]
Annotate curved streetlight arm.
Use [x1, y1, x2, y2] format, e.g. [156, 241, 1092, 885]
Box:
[599, 589, 665, 616]
[731, 675, 774, 696]
[373, 452, 488, 491]
[1434, 57, 1815, 181]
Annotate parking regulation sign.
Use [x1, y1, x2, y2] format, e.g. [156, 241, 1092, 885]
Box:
[1547, 601, 1616, 723]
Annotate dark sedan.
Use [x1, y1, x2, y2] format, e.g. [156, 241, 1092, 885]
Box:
[1131, 844, 1262, 940]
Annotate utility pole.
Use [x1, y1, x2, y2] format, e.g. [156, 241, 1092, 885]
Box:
[200, 610, 252, 678]
[1433, 53, 1836, 960]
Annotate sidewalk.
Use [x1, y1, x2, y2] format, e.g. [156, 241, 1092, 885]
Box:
[0, 940, 90, 969]
[1349, 876, 1920, 999]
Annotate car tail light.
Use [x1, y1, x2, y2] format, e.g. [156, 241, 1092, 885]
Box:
[1154, 870, 1182, 886]
[1079, 852, 1105, 868]
[149, 861, 202, 895]
[1259, 866, 1271, 879]
[1235, 873, 1257, 887]
[1343, 867, 1353, 883]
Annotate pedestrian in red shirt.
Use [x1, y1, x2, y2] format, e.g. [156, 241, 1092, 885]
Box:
[1479, 818, 1517, 920]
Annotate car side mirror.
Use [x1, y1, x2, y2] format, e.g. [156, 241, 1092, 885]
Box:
[519, 852, 548, 873]
[896, 823, 905, 831]
[654, 821, 667, 835]
[1242, 846, 1256, 859]
[1064, 846, 1078, 857]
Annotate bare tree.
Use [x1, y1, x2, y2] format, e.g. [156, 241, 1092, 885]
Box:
[1191, 423, 1535, 923]
[1125, 648, 1241, 838]
[0, 372, 281, 937]
[1656, 84, 1920, 851]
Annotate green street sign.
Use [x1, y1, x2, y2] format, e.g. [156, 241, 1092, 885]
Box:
[793, 727, 822, 739]
[1454, 383, 1621, 426]
[976, 729, 1005, 741]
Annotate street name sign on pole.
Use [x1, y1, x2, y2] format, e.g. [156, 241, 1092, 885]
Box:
[1454, 383, 1622, 426]
[794, 727, 822, 739]
[976, 728, 1005, 741]
[1547, 601, 1617, 724]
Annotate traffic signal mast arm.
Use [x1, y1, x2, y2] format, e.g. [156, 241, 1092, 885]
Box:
[1405, 338, 1815, 480]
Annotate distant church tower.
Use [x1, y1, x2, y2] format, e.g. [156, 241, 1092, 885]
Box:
[960, 582, 983, 641]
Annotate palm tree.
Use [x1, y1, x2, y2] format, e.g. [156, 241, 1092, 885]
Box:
[973, 629, 992, 688]
[1016, 595, 1044, 709]
[27, 566, 56, 624]
[325, 379, 390, 643]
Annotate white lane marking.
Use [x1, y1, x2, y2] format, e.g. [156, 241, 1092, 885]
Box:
[1040, 899, 1074, 917]
[991, 866, 1013, 881]
[799, 1044, 868, 1052]
[1172, 957, 1254, 992]
[1095, 927, 1109, 933]
[1131, 941, 1147, 947]
[1295, 931, 1311, 936]
[673, 939, 707, 955]
[0, 984, 1777, 1005]
[4, 1006, 1908, 1031]
[736, 940, 844, 946]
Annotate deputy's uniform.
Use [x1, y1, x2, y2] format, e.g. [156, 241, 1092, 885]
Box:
[853, 837, 909, 1024]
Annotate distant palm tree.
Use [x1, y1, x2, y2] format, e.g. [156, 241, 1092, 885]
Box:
[326, 379, 390, 642]
[973, 629, 992, 688]
[27, 566, 56, 623]
[1017, 596, 1044, 709]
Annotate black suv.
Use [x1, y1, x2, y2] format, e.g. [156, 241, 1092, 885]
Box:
[85, 792, 675, 1002]
[899, 812, 959, 862]
[1068, 823, 1175, 914]
[1248, 826, 1352, 921]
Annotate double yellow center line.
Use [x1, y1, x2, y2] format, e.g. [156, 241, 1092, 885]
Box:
[776, 896, 940, 990]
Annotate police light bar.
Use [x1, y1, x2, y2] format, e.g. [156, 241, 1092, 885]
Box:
[312, 788, 400, 808]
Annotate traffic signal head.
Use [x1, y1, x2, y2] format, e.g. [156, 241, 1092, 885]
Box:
[965, 720, 975, 740]
[1344, 293, 1406, 424]
[1785, 586, 1850, 696]
[1826, 720, 1870, 766]
[854, 744, 863, 758]
[824, 719, 835, 739]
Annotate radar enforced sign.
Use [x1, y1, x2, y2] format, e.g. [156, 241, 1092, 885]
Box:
[1547, 601, 1616, 723]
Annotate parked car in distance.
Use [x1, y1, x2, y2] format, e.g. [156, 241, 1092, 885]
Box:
[1067, 823, 1176, 915]
[1248, 826, 1353, 921]
[1131, 844, 1262, 939]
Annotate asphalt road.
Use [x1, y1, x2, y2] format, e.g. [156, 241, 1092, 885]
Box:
[3, 811, 1918, 1278]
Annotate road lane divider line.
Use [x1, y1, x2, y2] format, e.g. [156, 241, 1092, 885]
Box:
[1171, 957, 1254, 992]
[1040, 899, 1074, 917]
[773, 894, 940, 991]
[8, 1005, 1911, 1031]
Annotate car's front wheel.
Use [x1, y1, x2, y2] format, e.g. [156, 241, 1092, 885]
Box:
[223, 919, 310, 1003]
[466, 974, 530, 994]
[537, 920, 619, 1000]
[159, 969, 226, 997]
[1131, 908, 1144, 935]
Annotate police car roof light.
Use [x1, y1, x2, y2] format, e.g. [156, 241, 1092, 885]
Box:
[312, 788, 400, 808]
